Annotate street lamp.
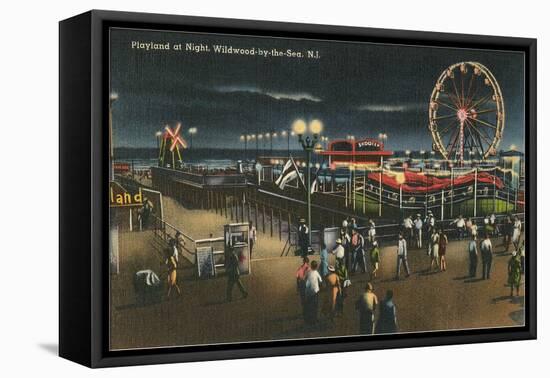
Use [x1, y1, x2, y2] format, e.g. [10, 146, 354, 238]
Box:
[293, 118, 323, 246]
[188, 127, 197, 161]
[271, 131, 277, 154]
[240, 134, 247, 160]
[155, 130, 163, 166]
[281, 130, 290, 158]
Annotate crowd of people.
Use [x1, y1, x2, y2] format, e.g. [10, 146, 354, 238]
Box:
[294, 211, 525, 335]
[137, 208, 524, 336]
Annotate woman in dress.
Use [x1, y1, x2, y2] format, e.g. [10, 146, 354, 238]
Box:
[512, 217, 522, 251]
[324, 266, 341, 321]
[508, 251, 522, 297]
[438, 229, 449, 271]
[166, 253, 181, 298]
[430, 229, 440, 271]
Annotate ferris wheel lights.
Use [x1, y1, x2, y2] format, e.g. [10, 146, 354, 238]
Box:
[429, 61, 504, 166]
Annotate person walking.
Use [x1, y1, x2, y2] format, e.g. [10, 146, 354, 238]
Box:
[296, 256, 310, 316]
[512, 216, 522, 251]
[468, 235, 478, 278]
[403, 215, 413, 245]
[425, 210, 436, 238]
[298, 218, 309, 257]
[351, 227, 366, 274]
[438, 229, 449, 272]
[396, 233, 410, 279]
[166, 253, 181, 298]
[376, 290, 398, 334]
[319, 242, 329, 277]
[414, 214, 423, 248]
[429, 229, 440, 272]
[226, 247, 248, 302]
[355, 282, 378, 335]
[370, 241, 380, 279]
[325, 265, 341, 321]
[480, 234, 493, 280]
[367, 219, 376, 245]
[335, 257, 349, 317]
[451, 214, 466, 240]
[304, 260, 323, 325]
[332, 238, 346, 268]
[508, 251, 522, 297]
[248, 221, 257, 259]
[503, 215, 513, 251]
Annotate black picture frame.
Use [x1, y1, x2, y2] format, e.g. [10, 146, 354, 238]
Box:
[59, 9, 537, 368]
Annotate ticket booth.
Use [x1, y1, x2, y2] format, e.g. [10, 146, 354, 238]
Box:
[224, 223, 251, 275]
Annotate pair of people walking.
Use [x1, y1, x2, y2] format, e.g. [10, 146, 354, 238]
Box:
[429, 229, 448, 272]
[355, 283, 398, 335]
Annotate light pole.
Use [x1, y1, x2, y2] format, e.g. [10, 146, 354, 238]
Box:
[250, 134, 257, 160]
[155, 131, 162, 167]
[264, 132, 270, 156]
[281, 130, 289, 158]
[271, 131, 277, 154]
[293, 119, 323, 246]
[188, 127, 197, 160]
[240, 135, 247, 161]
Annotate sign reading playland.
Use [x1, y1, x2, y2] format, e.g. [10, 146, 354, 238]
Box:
[110, 182, 143, 207]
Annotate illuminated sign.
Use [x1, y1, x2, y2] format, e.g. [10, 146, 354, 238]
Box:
[356, 139, 382, 151]
[110, 183, 143, 207]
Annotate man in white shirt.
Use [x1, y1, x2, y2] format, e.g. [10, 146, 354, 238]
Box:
[468, 235, 478, 277]
[414, 214, 423, 248]
[304, 260, 323, 324]
[367, 219, 376, 243]
[453, 215, 466, 240]
[248, 221, 257, 259]
[480, 234, 493, 280]
[403, 216, 413, 244]
[332, 238, 345, 261]
[396, 233, 410, 279]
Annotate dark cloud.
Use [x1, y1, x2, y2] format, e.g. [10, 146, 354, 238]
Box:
[110, 28, 525, 152]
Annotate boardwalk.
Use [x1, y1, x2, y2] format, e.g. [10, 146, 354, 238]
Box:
[110, 209, 525, 349]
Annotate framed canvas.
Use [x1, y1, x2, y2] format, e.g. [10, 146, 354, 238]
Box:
[59, 10, 537, 368]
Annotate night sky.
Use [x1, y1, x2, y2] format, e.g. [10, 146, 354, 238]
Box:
[110, 27, 525, 152]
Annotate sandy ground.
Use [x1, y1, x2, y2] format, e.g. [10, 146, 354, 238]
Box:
[110, 199, 526, 350]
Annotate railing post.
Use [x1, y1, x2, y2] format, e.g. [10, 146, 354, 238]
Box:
[279, 210, 282, 241]
[378, 160, 383, 217]
[255, 202, 259, 230]
[262, 205, 265, 234]
[441, 189, 444, 221]
[493, 168, 497, 213]
[473, 168, 478, 217]
[363, 169, 367, 214]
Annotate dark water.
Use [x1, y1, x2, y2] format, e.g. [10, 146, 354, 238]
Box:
[114, 147, 306, 170]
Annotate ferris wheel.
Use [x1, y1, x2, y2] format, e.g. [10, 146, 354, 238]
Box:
[428, 61, 505, 165]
